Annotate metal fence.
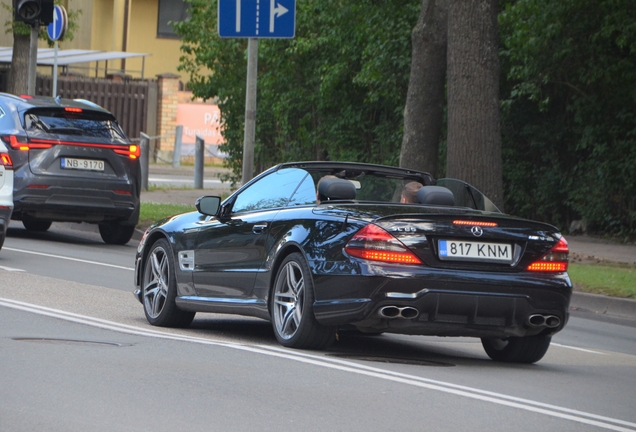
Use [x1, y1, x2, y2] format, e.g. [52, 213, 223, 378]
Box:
[35, 76, 157, 140]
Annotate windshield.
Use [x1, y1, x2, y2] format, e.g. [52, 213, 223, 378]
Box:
[24, 109, 127, 140]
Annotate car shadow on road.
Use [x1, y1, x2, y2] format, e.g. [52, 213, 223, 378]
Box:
[7, 226, 104, 245]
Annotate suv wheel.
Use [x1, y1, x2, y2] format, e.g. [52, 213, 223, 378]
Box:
[99, 222, 135, 245]
[22, 219, 52, 232]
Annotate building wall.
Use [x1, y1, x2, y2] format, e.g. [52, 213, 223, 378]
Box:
[125, 0, 183, 79]
[0, 0, 184, 79]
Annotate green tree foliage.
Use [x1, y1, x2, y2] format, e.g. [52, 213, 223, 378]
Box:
[174, 0, 420, 185]
[499, 0, 636, 236]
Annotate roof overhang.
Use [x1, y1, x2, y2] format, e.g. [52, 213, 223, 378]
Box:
[0, 47, 151, 78]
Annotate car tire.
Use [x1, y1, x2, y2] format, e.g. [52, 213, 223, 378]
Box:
[271, 252, 335, 350]
[99, 222, 136, 245]
[22, 219, 52, 232]
[481, 335, 552, 363]
[141, 238, 195, 328]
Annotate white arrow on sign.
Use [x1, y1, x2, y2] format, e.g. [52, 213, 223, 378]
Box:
[270, 0, 288, 33]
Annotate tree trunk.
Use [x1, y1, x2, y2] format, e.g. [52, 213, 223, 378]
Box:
[399, 0, 449, 178]
[8, 31, 30, 95]
[446, 0, 504, 210]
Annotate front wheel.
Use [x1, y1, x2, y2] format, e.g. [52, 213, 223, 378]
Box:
[271, 252, 335, 350]
[141, 238, 195, 328]
[481, 335, 552, 363]
[99, 222, 135, 245]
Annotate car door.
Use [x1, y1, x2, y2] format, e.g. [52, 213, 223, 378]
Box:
[192, 168, 312, 298]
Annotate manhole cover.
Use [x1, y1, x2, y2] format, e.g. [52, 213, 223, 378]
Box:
[327, 353, 454, 367]
[12, 338, 131, 347]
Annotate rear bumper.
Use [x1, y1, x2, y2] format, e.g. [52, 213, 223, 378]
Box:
[312, 269, 572, 339]
[13, 186, 139, 223]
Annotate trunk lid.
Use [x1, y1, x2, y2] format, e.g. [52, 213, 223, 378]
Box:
[22, 107, 136, 180]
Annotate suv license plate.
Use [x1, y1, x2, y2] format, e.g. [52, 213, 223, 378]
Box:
[61, 158, 104, 171]
[439, 240, 512, 263]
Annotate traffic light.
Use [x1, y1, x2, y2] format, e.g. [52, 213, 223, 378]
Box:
[14, 0, 54, 25]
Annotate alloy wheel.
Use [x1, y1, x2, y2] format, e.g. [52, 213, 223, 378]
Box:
[273, 260, 305, 340]
[143, 245, 170, 319]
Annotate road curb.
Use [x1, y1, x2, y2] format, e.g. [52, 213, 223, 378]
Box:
[570, 291, 636, 319]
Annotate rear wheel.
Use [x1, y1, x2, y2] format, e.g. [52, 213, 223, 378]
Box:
[22, 219, 52, 232]
[271, 253, 335, 349]
[481, 335, 551, 363]
[99, 222, 135, 245]
[141, 238, 195, 327]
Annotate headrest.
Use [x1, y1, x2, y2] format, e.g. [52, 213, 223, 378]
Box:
[318, 177, 356, 201]
[416, 186, 455, 206]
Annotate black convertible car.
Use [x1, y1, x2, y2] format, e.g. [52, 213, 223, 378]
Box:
[134, 162, 571, 363]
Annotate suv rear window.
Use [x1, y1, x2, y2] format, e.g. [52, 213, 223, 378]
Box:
[23, 109, 127, 140]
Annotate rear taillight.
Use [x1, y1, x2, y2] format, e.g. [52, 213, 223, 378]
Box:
[2, 135, 52, 150]
[113, 145, 140, 159]
[0, 153, 12, 169]
[527, 236, 569, 272]
[344, 224, 422, 265]
[2, 135, 138, 158]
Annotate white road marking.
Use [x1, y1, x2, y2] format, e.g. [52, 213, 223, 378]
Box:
[552, 342, 607, 355]
[1, 297, 634, 432]
[3, 247, 134, 271]
[0, 265, 25, 272]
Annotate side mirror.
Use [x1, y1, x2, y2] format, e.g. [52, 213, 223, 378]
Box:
[195, 196, 221, 216]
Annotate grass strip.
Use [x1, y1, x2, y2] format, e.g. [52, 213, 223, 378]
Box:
[568, 263, 636, 299]
[139, 202, 194, 230]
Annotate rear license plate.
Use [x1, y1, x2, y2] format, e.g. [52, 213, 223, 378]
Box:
[61, 158, 104, 171]
[438, 240, 512, 263]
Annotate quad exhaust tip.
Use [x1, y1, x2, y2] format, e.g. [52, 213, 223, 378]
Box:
[527, 314, 561, 328]
[379, 306, 419, 319]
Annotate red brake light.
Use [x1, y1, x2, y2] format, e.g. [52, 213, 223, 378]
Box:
[0, 153, 12, 168]
[113, 145, 140, 159]
[345, 224, 422, 265]
[4, 135, 52, 150]
[64, 107, 82, 113]
[527, 237, 569, 272]
[453, 220, 498, 227]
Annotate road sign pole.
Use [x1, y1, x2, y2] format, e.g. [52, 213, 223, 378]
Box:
[47, 5, 68, 96]
[241, 38, 258, 185]
[218, 0, 295, 184]
[52, 41, 58, 96]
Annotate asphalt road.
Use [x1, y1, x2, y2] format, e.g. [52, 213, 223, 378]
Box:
[1, 226, 636, 431]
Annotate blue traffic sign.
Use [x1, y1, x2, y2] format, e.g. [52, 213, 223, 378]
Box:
[218, 0, 295, 38]
[47, 5, 67, 41]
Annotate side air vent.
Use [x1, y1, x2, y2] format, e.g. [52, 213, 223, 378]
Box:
[178, 250, 195, 271]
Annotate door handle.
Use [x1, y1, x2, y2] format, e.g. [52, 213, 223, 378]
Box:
[252, 223, 268, 234]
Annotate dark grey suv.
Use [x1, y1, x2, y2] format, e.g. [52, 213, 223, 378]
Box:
[0, 93, 140, 244]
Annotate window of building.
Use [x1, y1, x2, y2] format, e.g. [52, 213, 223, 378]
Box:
[157, 0, 189, 39]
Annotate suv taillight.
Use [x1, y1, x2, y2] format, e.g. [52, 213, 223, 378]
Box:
[2, 135, 52, 150]
[0, 152, 12, 169]
[113, 145, 140, 159]
[527, 237, 569, 272]
[344, 224, 422, 265]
